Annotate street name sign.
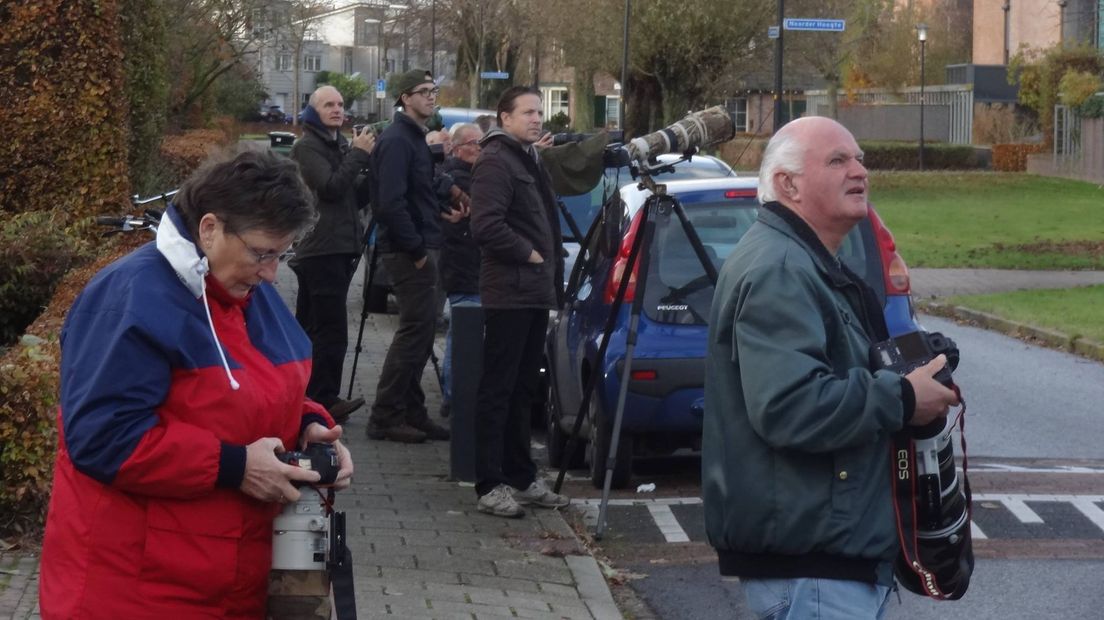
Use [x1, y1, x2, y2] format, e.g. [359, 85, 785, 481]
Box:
[768, 25, 780, 39]
[783, 18, 845, 32]
[480, 71, 510, 80]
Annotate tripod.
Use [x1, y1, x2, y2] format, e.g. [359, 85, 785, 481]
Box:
[346, 218, 444, 401]
[552, 162, 719, 539]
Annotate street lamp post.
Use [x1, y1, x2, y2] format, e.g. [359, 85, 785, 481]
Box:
[917, 22, 927, 172]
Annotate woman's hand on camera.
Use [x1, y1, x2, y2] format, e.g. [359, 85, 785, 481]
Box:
[302, 422, 355, 490]
[241, 437, 319, 503]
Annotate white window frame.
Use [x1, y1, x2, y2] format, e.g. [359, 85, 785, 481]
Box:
[543, 87, 569, 120]
[303, 54, 322, 72]
[276, 54, 292, 72]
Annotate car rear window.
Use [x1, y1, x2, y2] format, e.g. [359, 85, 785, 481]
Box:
[643, 195, 872, 325]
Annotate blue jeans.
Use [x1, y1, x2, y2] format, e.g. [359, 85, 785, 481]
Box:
[442, 293, 480, 403]
[743, 578, 892, 620]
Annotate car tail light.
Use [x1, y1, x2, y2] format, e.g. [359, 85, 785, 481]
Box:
[724, 189, 757, 199]
[867, 206, 910, 295]
[603, 209, 645, 304]
[630, 369, 658, 381]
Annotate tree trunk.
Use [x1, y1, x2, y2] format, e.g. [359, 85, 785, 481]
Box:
[572, 69, 595, 131]
[826, 80, 839, 120]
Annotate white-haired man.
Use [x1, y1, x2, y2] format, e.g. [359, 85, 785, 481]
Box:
[702, 116, 959, 619]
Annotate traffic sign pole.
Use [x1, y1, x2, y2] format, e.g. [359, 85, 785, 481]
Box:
[774, 0, 784, 133]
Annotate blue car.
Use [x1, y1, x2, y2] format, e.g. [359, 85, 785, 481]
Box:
[543, 175, 919, 488]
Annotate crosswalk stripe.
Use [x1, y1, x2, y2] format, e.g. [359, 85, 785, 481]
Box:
[647, 504, 691, 543]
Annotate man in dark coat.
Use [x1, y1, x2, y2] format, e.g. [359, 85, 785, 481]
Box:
[365, 69, 452, 443]
[469, 87, 569, 518]
[289, 85, 375, 423]
[438, 122, 483, 417]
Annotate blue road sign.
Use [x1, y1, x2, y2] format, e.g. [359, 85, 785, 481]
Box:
[376, 79, 386, 92]
[768, 25, 780, 39]
[480, 71, 510, 80]
[783, 18, 846, 32]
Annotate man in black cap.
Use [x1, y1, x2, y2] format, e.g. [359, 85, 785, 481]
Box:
[366, 69, 452, 443]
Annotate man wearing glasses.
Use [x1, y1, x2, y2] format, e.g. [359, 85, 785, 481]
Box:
[437, 123, 484, 418]
[367, 69, 452, 443]
[289, 85, 376, 425]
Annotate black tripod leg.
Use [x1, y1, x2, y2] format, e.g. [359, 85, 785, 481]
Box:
[346, 219, 378, 400]
[596, 202, 656, 540]
[557, 199, 584, 242]
[670, 197, 719, 285]
[554, 199, 651, 494]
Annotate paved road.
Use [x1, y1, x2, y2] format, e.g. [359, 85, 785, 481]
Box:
[910, 268, 1104, 299]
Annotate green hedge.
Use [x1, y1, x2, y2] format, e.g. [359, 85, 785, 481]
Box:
[858, 141, 982, 170]
[0, 211, 90, 347]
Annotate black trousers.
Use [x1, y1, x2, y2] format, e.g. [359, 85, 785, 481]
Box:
[473, 308, 547, 497]
[291, 254, 358, 409]
[369, 251, 439, 428]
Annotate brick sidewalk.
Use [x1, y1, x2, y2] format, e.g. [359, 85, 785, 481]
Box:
[0, 264, 621, 619]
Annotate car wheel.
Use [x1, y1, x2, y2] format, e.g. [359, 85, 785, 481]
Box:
[546, 386, 584, 470]
[587, 396, 632, 489]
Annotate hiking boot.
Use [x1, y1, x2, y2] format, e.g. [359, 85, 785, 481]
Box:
[327, 397, 365, 425]
[411, 419, 450, 441]
[365, 422, 427, 443]
[513, 479, 570, 508]
[477, 484, 525, 518]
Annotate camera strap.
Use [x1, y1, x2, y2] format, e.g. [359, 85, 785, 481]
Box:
[326, 492, 357, 620]
[891, 386, 971, 600]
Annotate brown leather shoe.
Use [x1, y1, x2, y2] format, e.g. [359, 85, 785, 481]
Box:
[411, 420, 450, 441]
[365, 422, 427, 443]
[328, 398, 365, 425]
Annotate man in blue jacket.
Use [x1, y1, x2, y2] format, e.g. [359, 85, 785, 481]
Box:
[366, 69, 451, 443]
[702, 116, 960, 619]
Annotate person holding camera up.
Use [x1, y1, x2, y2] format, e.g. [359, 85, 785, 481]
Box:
[39, 149, 355, 619]
[469, 87, 569, 518]
[437, 122, 483, 417]
[702, 116, 960, 619]
[289, 85, 376, 425]
[365, 69, 452, 443]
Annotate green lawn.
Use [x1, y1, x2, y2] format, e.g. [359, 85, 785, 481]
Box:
[946, 285, 1104, 343]
[869, 172, 1104, 269]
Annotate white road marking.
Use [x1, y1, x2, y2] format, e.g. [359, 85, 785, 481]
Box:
[569, 495, 1104, 543]
[647, 504, 691, 543]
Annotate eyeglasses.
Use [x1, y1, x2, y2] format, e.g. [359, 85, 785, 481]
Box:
[455, 139, 481, 149]
[230, 231, 295, 265]
[408, 86, 440, 98]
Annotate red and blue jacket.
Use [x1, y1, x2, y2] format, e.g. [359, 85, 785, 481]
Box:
[40, 206, 331, 619]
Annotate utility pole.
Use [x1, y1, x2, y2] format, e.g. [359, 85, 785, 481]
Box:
[773, 0, 784, 133]
[621, 0, 631, 130]
[430, 0, 436, 75]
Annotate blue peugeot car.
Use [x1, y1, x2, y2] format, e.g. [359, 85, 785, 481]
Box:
[544, 175, 919, 488]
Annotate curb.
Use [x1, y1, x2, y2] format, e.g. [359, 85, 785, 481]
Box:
[919, 301, 1104, 362]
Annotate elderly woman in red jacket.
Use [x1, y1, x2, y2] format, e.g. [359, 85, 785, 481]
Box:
[39, 148, 354, 619]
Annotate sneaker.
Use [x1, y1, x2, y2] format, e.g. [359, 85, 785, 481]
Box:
[365, 422, 427, 443]
[411, 419, 450, 441]
[327, 397, 365, 425]
[477, 484, 525, 518]
[513, 479, 569, 508]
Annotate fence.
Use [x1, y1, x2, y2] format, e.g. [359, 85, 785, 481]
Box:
[805, 84, 975, 145]
[1027, 108, 1104, 184]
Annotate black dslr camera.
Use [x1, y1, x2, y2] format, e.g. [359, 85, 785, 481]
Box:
[871, 330, 958, 387]
[278, 442, 339, 486]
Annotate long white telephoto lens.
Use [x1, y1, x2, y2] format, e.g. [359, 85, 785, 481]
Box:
[625, 105, 736, 164]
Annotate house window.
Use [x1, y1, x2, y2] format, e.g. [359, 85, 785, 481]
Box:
[544, 87, 569, 121]
[605, 96, 621, 129]
[276, 54, 291, 72]
[726, 98, 748, 133]
[303, 54, 322, 72]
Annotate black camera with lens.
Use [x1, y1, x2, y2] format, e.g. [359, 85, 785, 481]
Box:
[871, 330, 958, 387]
[428, 142, 446, 164]
[873, 330, 973, 600]
[278, 442, 339, 486]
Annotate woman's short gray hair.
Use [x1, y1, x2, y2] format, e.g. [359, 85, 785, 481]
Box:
[757, 127, 806, 204]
